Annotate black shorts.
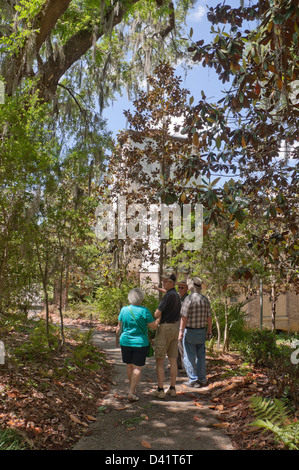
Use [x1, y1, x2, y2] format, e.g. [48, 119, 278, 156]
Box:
[121, 345, 149, 366]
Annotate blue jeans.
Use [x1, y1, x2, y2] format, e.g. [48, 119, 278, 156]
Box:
[183, 328, 206, 383]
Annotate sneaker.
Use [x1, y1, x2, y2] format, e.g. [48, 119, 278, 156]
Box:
[183, 380, 198, 387]
[128, 393, 139, 402]
[166, 387, 177, 397]
[196, 380, 208, 388]
[152, 388, 165, 399]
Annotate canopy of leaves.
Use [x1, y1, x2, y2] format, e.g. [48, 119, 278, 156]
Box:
[0, 0, 197, 105]
[183, 0, 298, 287]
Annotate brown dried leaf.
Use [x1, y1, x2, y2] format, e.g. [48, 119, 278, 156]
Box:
[212, 422, 230, 429]
[141, 440, 151, 449]
[70, 414, 88, 426]
[86, 415, 97, 422]
[70, 414, 82, 424]
[194, 402, 204, 408]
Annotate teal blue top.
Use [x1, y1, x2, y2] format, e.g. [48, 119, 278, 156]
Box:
[118, 305, 155, 347]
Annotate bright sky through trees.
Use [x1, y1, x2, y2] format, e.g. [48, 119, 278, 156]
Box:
[102, 0, 223, 136]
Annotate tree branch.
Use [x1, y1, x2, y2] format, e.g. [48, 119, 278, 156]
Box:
[34, 0, 73, 52]
[2, 0, 72, 95]
[159, 1, 175, 39]
[57, 83, 86, 115]
[4, 0, 177, 100]
[38, 0, 140, 100]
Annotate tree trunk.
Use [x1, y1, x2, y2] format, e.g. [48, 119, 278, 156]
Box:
[212, 310, 221, 349]
[44, 289, 50, 345]
[58, 258, 65, 349]
[158, 239, 165, 301]
[271, 284, 277, 332]
[35, 242, 51, 347]
[223, 297, 229, 352]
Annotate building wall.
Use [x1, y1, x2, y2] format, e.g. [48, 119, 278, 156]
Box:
[135, 266, 299, 333]
[243, 290, 299, 332]
[288, 290, 299, 332]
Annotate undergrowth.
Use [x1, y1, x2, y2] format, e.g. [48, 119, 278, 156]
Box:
[251, 396, 299, 450]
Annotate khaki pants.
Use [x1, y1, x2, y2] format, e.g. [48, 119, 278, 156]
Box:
[154, 323, 179, 359]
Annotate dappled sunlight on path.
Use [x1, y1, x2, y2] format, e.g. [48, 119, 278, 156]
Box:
[73, 330, 234, 451]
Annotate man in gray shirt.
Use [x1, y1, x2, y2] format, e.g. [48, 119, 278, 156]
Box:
[179, 277, 212, 388]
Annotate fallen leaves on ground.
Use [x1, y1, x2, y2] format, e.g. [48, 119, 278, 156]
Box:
[141, 439, 151, 448]
[0, 320, 114, 450]
[194, 402, 204, 408]
[0, 316, 294, 451]
[212, 422, 230, 429]
[204, 352, 288, 450]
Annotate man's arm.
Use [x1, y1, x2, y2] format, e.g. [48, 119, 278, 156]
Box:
[178, 296, 190, 341]
[154, 285, 166, 294]
[178, 315, 187, 341]
[154, 309, 162, 319]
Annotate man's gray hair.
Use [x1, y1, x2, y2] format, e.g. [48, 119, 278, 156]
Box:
[192, 285, 202, 293]
[128, 288, 145, 306]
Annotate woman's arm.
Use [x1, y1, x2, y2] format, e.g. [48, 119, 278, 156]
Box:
[148, 313, 161, 330]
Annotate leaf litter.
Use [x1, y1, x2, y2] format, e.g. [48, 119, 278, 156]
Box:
[0, 317, 294, 450]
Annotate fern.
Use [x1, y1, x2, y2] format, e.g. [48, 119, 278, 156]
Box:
[251, 396, 299, 450]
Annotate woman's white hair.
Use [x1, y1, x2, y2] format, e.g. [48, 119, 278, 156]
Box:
[128, 288, 145, 306]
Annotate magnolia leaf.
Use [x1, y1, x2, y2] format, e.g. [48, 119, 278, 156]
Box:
[192, 132, 199, 146]
[212, 422, 230, 429]
[210, 177, 221, 187]
[277, 78, 283, 90]
[141, 440, 151, 448]
[70, 414, 88, 426]
[86, 415, 97, 422]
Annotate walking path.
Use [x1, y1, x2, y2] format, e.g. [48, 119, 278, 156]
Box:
[73, 329, 234, 452]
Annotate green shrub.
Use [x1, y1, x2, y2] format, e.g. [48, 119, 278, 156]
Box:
[96, 279, 137, 324]
[143, 292, 160, 340]
[143, 292, 159, 316]
[210, 299, 248, 345]
[225, 302, 248, 344]
[14, 320, 61, 361]
[239, 329, 280, 366]
[65, 329, 107, 371]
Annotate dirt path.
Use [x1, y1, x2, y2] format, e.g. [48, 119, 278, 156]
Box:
[73, 329, 234, 453]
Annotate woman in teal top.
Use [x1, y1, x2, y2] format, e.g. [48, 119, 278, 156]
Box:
[116, 288, 161, 402]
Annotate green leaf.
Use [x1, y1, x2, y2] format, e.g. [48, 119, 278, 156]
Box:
[210, 177, 221, 187]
